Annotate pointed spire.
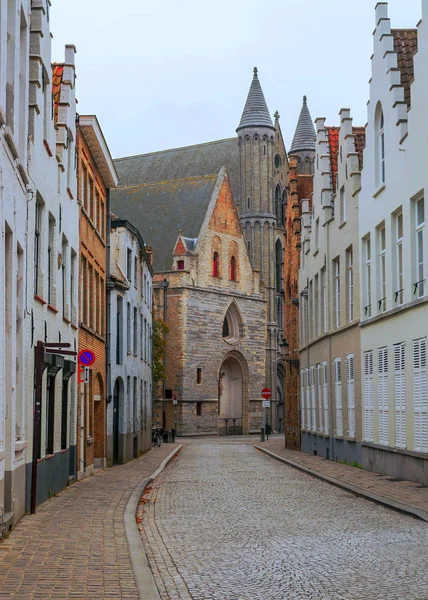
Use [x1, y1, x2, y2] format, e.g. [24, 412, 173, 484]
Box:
[289, 95, 316, 154]
[237, 67, 274, 131]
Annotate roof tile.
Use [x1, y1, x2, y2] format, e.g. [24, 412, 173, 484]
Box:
[392, 29, 418, 108]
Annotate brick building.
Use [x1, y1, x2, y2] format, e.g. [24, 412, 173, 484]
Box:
[77, 116, 118, 479]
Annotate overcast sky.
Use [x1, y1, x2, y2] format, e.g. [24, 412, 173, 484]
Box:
[51, 0, 421, 159]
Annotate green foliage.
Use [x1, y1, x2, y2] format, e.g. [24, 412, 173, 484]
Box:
[336, 458, 362, 469]
[153, 319, 169, 384]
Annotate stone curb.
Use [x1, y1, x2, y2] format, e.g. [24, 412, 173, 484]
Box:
[124, 445, 183, 600]
[254, 445, 428, 524]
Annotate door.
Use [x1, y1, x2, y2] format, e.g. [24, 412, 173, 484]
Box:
[113, 380, 120, 464]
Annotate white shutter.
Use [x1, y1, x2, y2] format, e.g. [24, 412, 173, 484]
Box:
[317, 364, 323, 432]
[363, 350, 374, 442]
[378, 347, 389, 446]
[334, 358, 343, 436]
[311, 366, 316, 431]
[394, 342, 406, 449]
[346, 354, 355, 438]
[322, 361, 329, 434]
[300, 370, 305, 429]
[413, 338, 428, 453]
[305, 368, 311, 431]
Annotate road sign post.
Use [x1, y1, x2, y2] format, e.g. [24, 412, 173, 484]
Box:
[261, 387, 271, 441]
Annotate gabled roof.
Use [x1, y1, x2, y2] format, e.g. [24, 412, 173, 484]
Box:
[111, 174, 218, 272]
[289, 96, 316, 154]
[236, 68, 274, 131]
[79, 115, 119, 189]
[52, 64, 64, 125]
[114, 138, 240, 203]
[392, 29, 418, 108]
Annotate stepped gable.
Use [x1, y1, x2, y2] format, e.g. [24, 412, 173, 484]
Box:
[52, 64, 64, 125]
[392, 29, 418, 108]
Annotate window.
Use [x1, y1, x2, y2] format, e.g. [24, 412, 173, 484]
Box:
[81, 163, 88, 211]
[48, 215, 55, 305]
[230, 256, 236, 281]
[196, 402, 202, 416]
[315, 218, 319, 252]
[62, 240, 67, 317]
[46, 374, 56, 455]
[394, 342, 406, 449]
[364, 236, 372, 317]
[378, 347, 389, 446]
[305, 368, 311, 430]
[414, 197, 425, 298]
[127, 302, 131, 353]
[213, 251, 219, 277]
[317, 364, 322, 433]
[363, 350, 374, 442]
[89, 178, 94, 222]
[133, 307, 138, 355]
[395, 212, 404, 305]
[127, 249, 132, 280]
[334, 258, 340, 328]
[378, 225, 386, 312]
[275, 240, 282, 292]
[81, 257, 88, 325]
[177, 260, 184, 270]
[143, 317, 147, 362]
[165, 389, 173, 400]
[134, 256, 138, 288]
[300, 371, 305, 429]
[274, 154, 281, 169]
[143, 274, 146, 301]
[347, 247, 354, 322]
[334, 358, 343, 436]
[339, 186, 346, 224]
[321, 267, 326, 333]
[34, 199, 42, 295]
[346, 354, 355, 438]
[70, 249, 76, 322]
[310, 366, 316, 431]
[413, 337, 427, 453]
[309, 280, 313, 341]
[314, 274, 319, 337]
[222, 302, 242, 342]
[275, 184, 282, 223]
[376, 104, 385, 186]
[116, 297, 123, 364]
[322, 361, 329, 434]
[133, 377, 138, 433]
[197, 368, 202, 384]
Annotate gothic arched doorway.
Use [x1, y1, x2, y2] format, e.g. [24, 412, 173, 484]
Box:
[218, 355, 246, 435]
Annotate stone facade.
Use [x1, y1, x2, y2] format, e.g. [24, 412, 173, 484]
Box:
[25, 1, 79, 511]
[0, 0, 31, 531]
[153, 170, 266, 436]
[77, 116, 118, 479]
[299, 110, 365, 465]
[358, 2, 428, 484]
[107, 221, 153, 464]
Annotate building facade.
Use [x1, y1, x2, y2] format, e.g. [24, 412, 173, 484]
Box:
[77, 115, 118, 479]
[359, 2, 428, 483]
[299, 109, 365, 464]
[108, 220, 153, 464]
[0, 0, 31, 531]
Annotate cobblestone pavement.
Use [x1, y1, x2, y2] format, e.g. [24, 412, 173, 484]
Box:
[0, 444, 177, 600]
[139, 443, 428, 600]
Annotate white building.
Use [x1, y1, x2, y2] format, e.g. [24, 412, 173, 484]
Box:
[0, 0, 31, 531]
[25, 2, 78, 508]
[359, 2, 428, 484]
[299, 110, 365, 465]
[108, 219, 153, 465]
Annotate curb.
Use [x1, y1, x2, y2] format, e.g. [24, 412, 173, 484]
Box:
[124, 445, 183, 600]
[254, 445, 428, 524]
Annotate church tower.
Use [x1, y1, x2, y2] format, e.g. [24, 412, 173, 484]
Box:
[289, 95, 316, 174]
[237, 67, 288, 431]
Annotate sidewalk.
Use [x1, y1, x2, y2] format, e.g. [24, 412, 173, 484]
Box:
[256, 437, 428, 522]
[0, 444, 179, 600]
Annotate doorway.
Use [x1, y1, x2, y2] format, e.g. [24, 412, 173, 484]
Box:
[218, 356, 243, 435]
[113, 378, 122, 464]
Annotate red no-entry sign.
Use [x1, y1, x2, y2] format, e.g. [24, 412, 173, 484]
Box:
[261, 387, 271, 399]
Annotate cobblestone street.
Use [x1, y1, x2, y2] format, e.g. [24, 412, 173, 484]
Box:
[140, 441, 428, 600]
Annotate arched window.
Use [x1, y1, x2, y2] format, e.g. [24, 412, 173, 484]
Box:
[275, 239, 283, 293]
[213, 251, 219, 277]
[230, 256, 236, 281]
[222, 302, 243, 343]
[376, 103, 385, 185]
[281, 190, 287, 228]
[275, 184, 281, 223]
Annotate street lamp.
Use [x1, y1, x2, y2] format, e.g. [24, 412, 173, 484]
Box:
[279, 337, 289, 357]
[162, 278, 169, 429]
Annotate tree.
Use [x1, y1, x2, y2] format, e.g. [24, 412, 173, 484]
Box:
[153, 318, 169, 384]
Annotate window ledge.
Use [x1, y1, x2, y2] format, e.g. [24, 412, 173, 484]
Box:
[67, 187, 74, 200]
[47, 304, 58, 314]
[313, 249, 319, 257]
[15, 440, 27, 453]
[34, 294, 47, 305]
[338, 220, 347, 229]
[373, 184, 385, 198]
[43, 139, 53, 157]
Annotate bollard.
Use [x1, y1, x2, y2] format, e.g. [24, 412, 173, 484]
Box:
[167, 430, 173, 443]
[260, 427, 265, 442]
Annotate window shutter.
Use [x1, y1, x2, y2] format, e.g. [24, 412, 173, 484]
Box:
[334, 358, 343, 436]
[311, 366, 316, 431]
[317, 364, 323, 433]
[394, 342, 406, 449]
[377, 347, 389, 446]
[305, 368, 311, 431]
[322, 361, 329, 434]
[413, 338, 428, 453]
[300, 370, 305, 429]
[346, 354, 355, 438]
[363, 350, 374, 442]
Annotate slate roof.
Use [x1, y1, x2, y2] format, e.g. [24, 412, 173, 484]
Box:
[52, 64, 64, 125]
[289, 96, 316, 154]
[237, 67, 274, 131]
[392, 29, 418, 108]
[114, 138, 240, 202]
[111, 175, 218, 272]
